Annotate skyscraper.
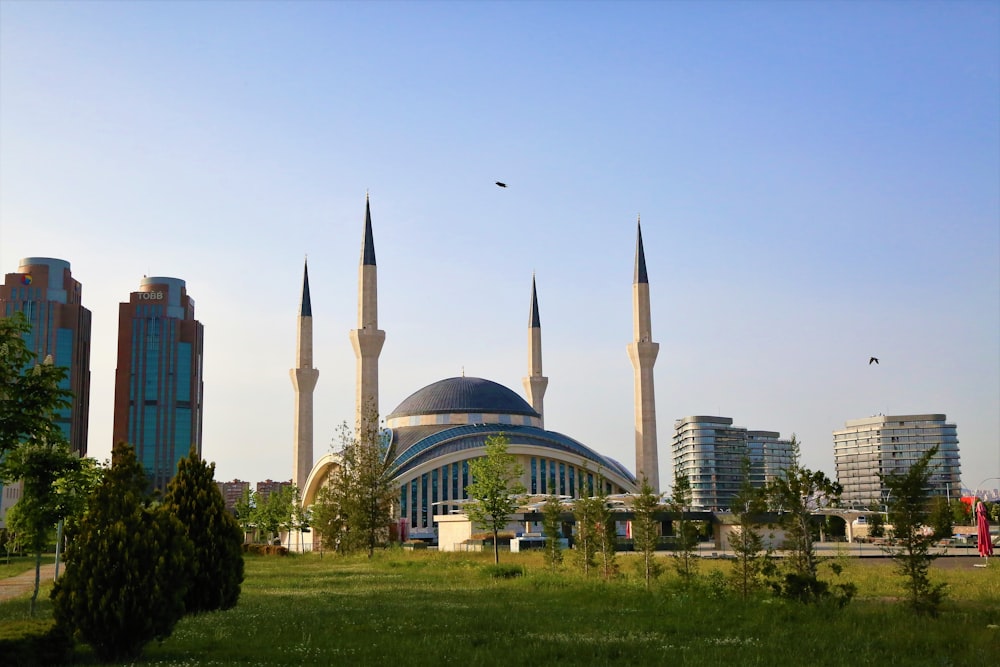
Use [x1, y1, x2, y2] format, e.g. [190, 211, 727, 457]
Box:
[112, 276, 203, 492]
[833, 414, 961, 506]
[672, 416, 793, 509]
[1, 257, 92, 456]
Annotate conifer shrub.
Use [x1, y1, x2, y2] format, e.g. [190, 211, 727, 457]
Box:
[51, 442, 193, 662]
[164, 445, 245, 613]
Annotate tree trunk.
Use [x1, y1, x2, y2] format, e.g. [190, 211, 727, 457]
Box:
[31, 550, 41, 616]
[493, 530, 500, 564]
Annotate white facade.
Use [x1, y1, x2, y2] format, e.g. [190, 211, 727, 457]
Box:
[833, 413, 961, 507]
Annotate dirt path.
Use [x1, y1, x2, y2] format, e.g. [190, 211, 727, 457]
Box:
[0, 563, 57, 602]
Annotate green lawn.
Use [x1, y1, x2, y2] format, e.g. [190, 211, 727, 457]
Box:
[2, 551, 998, 665]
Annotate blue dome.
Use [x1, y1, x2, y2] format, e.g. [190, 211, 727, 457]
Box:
[388, 377, 539, 419]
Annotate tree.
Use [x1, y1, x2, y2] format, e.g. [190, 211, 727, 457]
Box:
[0, 441, 99, 615]
[465, 433, 525, 564]
[310, 478, 346, 554]
[593, 483, 619, 580]
[571, 493, 600, 576]
[0, 312, 72, 457]
[765, 435, 843, 602]
[321, 410, 397, 557]
[927, 496, 953, 540]
[233, 486, 255, 542]
[882, 446, 947, 615]
[728, 458, 770, 599]
[52, 441, 194, 662]
[631, 478, 663, 589]
[541, 486, 564, 572]
[252, 485, 293, 545]
[163, 444, 244, 613]
[669, 473, 699, 585]
[867, 511, 885, 538]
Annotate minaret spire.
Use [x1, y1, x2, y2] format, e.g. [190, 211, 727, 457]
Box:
[626, 218, 660, 492]
[350, 195, 386, 432]
[290, 258, 319, 488]
[522, 274, 548, 426]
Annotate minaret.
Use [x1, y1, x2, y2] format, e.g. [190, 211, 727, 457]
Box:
[349, 194, 385, 432]
[290, 259, 319, 488]
[522, 274, 548, 426]
[626, 218, 660, 493]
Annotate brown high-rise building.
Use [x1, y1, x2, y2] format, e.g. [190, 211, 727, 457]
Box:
[113, 276, 203, 492]
[1, 257, 92, 456]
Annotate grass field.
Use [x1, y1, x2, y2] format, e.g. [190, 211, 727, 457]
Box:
[2, 550, 998, 666]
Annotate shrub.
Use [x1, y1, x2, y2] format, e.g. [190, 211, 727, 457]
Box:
[485, 564, 525, 579]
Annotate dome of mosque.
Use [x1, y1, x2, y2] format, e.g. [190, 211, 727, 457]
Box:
[387, 376, 540, 420]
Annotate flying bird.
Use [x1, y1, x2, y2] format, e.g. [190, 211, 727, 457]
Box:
[869, 357, 879, 365]
[495, 181, 507, 188]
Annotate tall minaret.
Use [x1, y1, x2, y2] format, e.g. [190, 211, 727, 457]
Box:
[290, 259, 319, 488]
[349, 194, 385, 432]
[522, 274, 548, 426]
[626, 218, 660, 493]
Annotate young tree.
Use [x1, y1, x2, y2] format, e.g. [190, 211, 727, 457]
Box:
[233, 487, 255, 542]
[572, 493, 600, 576]
[310, 474, 347, 554]
[882, 446, 947, 615]
[927, 496, 953, 540]
[669, 473, 699, 585]
[163, 445, 244, 613]
[593, 484, 619, 580]
[765, 435, 842, 602]
[867, 511, 885, 538]
[252, 485, 294, 545]
[465, 433, 525, 564]
[0, 312, 72, 457]
[541, 486, 564, 572]
[631, 478, 663, 589]
[0, 441, 99, 615]
[52, 442, 194, 662]
[322, 409, 397, 558]
[728, 459, 770, 599]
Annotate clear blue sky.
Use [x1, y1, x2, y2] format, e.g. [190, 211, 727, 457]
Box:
[2, 1, 997, 491]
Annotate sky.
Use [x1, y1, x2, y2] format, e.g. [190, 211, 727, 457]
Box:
[1, 1, 998, 492]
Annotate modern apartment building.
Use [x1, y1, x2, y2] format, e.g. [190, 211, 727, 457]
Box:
[112, 276, 203, 492]
[833, 414, 961, 506]
[672, 416, 794, 509]
[1, 257, 92, 455]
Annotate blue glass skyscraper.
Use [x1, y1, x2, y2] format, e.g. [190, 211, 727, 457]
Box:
[113, 276, 203, 492]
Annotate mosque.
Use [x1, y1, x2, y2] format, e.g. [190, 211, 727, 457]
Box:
[294, 196, 661, 544]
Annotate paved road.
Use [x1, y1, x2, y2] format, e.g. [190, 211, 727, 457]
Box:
[0, 563, 57, 602]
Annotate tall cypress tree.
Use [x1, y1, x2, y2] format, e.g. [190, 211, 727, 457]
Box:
[52, 441, 193, 662]
[164, 445, 244, 613]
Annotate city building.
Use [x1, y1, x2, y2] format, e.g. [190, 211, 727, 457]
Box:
[256, 479, 291, 503]
[217, 479, 251, 514]
[299, 198, 648, 544]
[1, 257, 92, 455]
[833, 413, 961, 507]
[1, 257, 92, 529]
[112, 276, 204, 493]
[672, 416, 793, 510]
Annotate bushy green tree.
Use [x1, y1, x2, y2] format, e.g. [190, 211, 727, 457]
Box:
[631, 478, 663, 589]
[669, 473, 699, 585]
[0, 312, 71, 457]
[541, 487, 564, 572]
[252, 484, 295, 545]
[163, 445, 244, 613]
[867, 511, 885, 538]
[466, 433, 525, 564]
[927, 496, 953, 540]
[52, 442, 193, 662]
[882, 446, 947, 615]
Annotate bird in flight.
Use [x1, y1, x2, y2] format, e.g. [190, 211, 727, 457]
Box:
[869, 357, 879, 365]
[495, 181, 507, 188]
